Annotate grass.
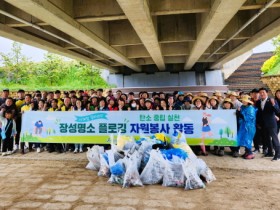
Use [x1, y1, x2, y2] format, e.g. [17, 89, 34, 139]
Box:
[0, 84, 113, 92]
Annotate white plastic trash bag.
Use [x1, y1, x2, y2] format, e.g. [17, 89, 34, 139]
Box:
[85, 162, 95, 170]
[138, 141, 153, 170]
[98, 153, 110, 177]
[194, 158, 216, 183]
[140, 149, 165, 185]
[86, 146, 104, 171]
[162, 158, 185, 187]
[123, 152, 143, 188]
[182, 159, 205, 190]
[108, 159, 126, 185]
[116, 131, 133, 150]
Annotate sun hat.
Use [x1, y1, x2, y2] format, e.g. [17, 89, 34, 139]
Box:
[192, 96, 204, 104]
[223, 98, 233, 106]
[240, 95, 254, 105]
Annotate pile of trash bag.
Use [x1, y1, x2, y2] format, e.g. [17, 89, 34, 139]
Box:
[86, 131, 216, 190]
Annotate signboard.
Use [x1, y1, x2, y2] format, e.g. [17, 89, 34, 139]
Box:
[21, 110, 237, 146]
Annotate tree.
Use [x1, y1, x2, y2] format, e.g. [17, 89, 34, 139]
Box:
[261, 55, 279, 74]
[219, 128, 223, 139]
[261, 35, 280, 75]
[272, 35, 280, 55]
[34, 53, 66, 86]
[0, 41, 110, 89]
[0, 42, 33, 84]
[75, 62, 107, 86]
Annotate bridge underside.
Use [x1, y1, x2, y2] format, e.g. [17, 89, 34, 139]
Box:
[0, 0, 280, 74]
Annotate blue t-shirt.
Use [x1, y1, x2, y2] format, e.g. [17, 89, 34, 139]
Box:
[35, 121, 43, 128]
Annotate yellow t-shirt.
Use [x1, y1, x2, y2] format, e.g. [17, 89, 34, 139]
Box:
[21, 104, 32, 112]
[57, 98, 64, 107]
[16, 99, 24, 110]
[61, 106, 71, 111]
[48, 108, 58, 112]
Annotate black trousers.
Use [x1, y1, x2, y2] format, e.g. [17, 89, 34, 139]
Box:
[2, 137, 14, 152]
[262, 127, 280, 156]
[253, 127, 262, 150]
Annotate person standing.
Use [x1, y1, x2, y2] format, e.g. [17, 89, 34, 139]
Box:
[249, 88, 262, 154]
[0, 110, 17, 156]
[237, 95, 256, 160]
[229, 91, 242, 109]
[72, 100, 86, 153]
[274, 89, 280, 134]
[20, 94, 34, 154]
[256, 88, 280, 161]
[0, 89, 10, 106]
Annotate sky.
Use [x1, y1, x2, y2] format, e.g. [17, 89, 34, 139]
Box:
[0, 36, 276, 64]
[0, 36, 46, 62]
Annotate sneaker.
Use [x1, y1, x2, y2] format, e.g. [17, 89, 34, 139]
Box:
[48, 149, 54, 153]
[252, 149, 259, 154]
[74, 148, 78, 154]
[37, 148, 41, 153]
[13, 144, 19, 151]
[7, 151, 12, 155]
[218, 150, 224, 156]
[245, 154, 255, 159]
[264, 153, 274, 158]
[196, 151, 203, 156]
[79, 149, 83, 153]
[2, 152, 7, 156]
[232, 151, 239, 158]
[271, 157, 280, 161]
[202, 152, 208, 156]
[214, 149, 219, 156]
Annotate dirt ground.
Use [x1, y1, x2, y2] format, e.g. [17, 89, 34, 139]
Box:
[0, 151, 279, 210]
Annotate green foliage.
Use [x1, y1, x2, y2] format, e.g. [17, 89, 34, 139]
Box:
[261, 35, 280, 75]
[0, 41, 110, 90]
[272, 35, 280, 55]
[0, 42, 33, 85]
[265, 61, 280, 75]
[261, 54, 280, 74]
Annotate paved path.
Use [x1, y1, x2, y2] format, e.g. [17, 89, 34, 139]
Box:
[0, 150, 279, 210]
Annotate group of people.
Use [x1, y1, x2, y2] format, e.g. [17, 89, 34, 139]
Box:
[0, 87, 279, 161]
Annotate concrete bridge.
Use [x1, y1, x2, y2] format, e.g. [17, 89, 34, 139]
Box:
[0, 0, 279, 87]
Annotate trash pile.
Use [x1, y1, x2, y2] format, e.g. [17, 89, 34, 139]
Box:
[86, 131, 216, 190]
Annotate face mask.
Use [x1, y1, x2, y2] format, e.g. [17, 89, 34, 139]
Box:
[131, 103, 136, 108]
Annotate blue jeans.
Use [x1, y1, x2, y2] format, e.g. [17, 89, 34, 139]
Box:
[75, 144, 83, 150]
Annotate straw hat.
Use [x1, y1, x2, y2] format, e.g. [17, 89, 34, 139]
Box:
[186, 92, 193, 97]
[240, 95, 254, 105]
[208, 96, 219, 104]
[229, 91, 239, 97]
[224, 90, 231, 95]
[192, 96, 204, 104]
[213, 90, 222, 97]
[199, 92, 208, 98]
[223, 98, 233, 106]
